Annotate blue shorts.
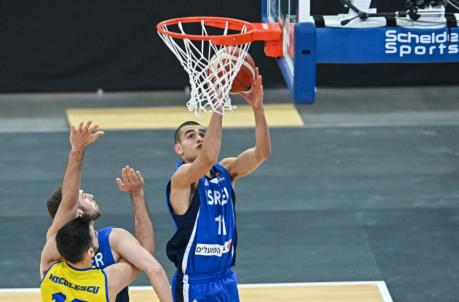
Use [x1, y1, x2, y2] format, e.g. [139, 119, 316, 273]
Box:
[172, 269, 239, 302]
[115, 287, 129, 302]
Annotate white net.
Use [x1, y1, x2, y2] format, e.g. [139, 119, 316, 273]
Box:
[158, 20, 251, 115]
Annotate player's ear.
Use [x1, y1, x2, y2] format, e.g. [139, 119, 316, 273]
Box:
[88, 247, 95, 258]
[75, 209, 84, 218]
[174, 143, 183, 156]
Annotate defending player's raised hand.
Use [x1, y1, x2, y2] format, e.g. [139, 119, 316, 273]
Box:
[70, 121, 104, 151]
[41, 123, 105, 274]
[116, 165, 154, 253]
[116, 166, 145, 197]
[241, 67, 264, 110]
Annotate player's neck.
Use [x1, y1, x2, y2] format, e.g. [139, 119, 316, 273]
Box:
[69, 258, 92, 269]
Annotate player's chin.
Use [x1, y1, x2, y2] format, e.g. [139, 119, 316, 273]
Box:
[89, 211, 101, 221]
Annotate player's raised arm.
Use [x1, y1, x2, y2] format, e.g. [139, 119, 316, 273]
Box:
[221, 68, 272, 181]
[173, 110, 223, 188]
[46, 121, 104, 239]
[106, 229, 172, 302]
[40, 121, 104, 276]
[169, 107, 223, 214]
[116, 165, 155, 253]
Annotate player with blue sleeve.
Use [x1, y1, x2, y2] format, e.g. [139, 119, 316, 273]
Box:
[40, 121, 172, 302]
[47, 165, 154, 302]
[167, 68, 271, 302]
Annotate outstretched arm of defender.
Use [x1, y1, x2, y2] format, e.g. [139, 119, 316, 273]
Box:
[107, 229, 172, 302]
[106, 167, 155, 285]
[46, 121, 104, 239]
[221, 68, 271, 180]
[41, 121, 104, 276]
[116, 165, 155, 253]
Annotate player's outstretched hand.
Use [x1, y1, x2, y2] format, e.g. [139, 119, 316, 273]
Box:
[70, 121, 104, 151]
[241, 67, 264, 110]
[115, 165, 145, 197]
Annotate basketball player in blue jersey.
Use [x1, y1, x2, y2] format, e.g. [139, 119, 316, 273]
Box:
[41, 121, 173, 302]
[166, 68, 271, 302]
[46, 165, 153, 302]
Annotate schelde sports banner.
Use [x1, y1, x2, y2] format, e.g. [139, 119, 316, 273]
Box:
[315, 26, 459, 63]
[385, 29, 458, 58]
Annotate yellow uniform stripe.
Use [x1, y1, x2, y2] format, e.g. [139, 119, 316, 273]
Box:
[66, 104, 304, 129]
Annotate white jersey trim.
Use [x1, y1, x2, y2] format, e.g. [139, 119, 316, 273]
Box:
[183, 274, 189, 302]
[181, 209, 200, 274]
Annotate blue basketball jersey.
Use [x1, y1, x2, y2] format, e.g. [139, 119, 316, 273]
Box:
[166, 162, 238, 276]
[92, 226, 129, 302]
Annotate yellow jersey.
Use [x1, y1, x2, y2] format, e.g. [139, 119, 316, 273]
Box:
[40, 261, 108, 302]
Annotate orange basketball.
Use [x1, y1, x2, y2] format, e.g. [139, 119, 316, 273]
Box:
[208, 48, 257, 94]
[230, 52, 256, 94]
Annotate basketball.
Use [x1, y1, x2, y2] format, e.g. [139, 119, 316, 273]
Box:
[208, 48, 257, 94]
[230, 51, 257, 94]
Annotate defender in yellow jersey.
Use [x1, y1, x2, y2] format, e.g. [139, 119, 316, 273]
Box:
[40, 122, 173, 302]
[41, 261, 108, 302]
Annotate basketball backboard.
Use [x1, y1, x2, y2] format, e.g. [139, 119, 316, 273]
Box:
[262, 0, 459, 104]
[262, 0, 315, 103]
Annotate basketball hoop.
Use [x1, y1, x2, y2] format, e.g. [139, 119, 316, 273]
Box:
[157, 16, 282, 114]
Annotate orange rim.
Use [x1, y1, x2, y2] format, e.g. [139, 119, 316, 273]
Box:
[157, 16, 280, 46]
[157, 16, 283, 56]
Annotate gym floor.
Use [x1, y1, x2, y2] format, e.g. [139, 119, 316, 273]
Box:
[0, 86, 458, 302]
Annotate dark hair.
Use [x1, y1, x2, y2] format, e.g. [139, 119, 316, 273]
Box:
[174, 121, 201, 143]
[47, 187, 62, 218]
[56, 217, 93, 264]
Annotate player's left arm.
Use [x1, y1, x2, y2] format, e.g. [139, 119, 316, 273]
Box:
[108, 228, 172, 302]
[221, 68, 271, 181]
[115, 166, 155, 254]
